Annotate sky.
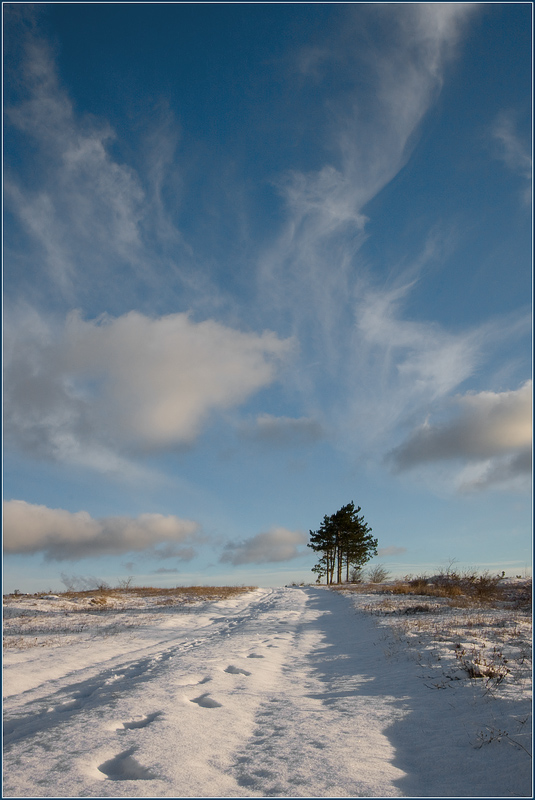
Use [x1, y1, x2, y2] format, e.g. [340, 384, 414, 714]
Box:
[2, 2, 532, 594]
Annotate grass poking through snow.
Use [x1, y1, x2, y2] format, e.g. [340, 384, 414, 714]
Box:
[336, 574, 532, 758]
[2, 585, 257, 650]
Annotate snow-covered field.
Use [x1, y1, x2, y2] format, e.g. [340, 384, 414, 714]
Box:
[2, 584, 532, 798]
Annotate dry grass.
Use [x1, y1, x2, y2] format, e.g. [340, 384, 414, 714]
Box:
[28, 585, 257, 603]
[334, 571, 532, 706]
[3, 585, 257, 650]
[352, 587, 532, 700]
[332, 572, 531, 609]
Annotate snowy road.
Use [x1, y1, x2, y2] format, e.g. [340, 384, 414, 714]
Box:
[3, 586, 531, 797]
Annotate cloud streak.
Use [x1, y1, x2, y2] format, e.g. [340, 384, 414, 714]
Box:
[5, 39, 145, 300]
[3, 29, 215, 316]
[3, 500, 202, 561]
[261, 3, 479, 320]
[239, 415, 324, 447]
[492, 112, 532, 203]
[377, 547, 408, 558]
[220, 528, 307, 565]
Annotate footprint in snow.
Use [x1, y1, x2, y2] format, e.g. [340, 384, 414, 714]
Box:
[175, 675, 211, 687]
[225, 665, 251, 676]
[56, 699, 82, 712]
[120, 711, 162, 730]
[247, 653, 264, 659]
[98, 748, 158, 781]
[190, 693, 222, 708]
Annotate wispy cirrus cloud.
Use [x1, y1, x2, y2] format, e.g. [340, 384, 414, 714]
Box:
[3, 500, 203, 561]
[492, 112, 532, 203]
[262, 3, 479, 299]
[239, 414, 324, 447]
[355, 283, 481, 399]
[3, 308, 294, 471]
[5, 39, 144, 300]
[3, 31, 212, 315]
[258, 3, 485, 447]
[220, 528, 307, 565]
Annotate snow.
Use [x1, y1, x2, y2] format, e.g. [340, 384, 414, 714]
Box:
[2, 585, 532, 797]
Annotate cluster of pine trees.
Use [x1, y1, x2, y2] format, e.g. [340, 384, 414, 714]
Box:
[308, 502, 378, 584]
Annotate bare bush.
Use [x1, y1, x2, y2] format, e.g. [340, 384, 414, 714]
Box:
[367, 565, 390, 583]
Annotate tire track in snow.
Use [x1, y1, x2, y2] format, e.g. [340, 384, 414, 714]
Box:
[87, 586, 309, 796]
[3, 588, 282, 750]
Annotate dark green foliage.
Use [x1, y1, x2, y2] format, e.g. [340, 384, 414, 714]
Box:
[308, 502, 378, 584]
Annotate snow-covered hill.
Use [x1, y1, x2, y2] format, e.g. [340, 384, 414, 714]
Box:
[3, 585, 532, 797]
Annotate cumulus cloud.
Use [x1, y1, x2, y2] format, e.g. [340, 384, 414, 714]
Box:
[220, 528, 307, 565]
[388, 381, 532, 491]
[239, 414, 324, 446]
[3, 500, 203, 561]
[390, 381, 532, 466]
[3, 309, 293, 468]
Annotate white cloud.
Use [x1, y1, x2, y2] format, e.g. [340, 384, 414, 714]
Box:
[220, 528, 307, 565]
[390, 381, 532, 465]
[3, 500, 202, 561]
[3, 309, 293, 468]
[388, 381, 532, 491]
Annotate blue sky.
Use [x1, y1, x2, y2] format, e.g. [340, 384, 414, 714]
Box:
[3, 3, 532, 593]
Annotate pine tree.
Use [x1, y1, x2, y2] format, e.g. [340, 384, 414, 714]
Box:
[308, 502, 377, 584]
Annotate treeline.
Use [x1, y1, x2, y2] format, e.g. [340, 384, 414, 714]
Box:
[308, 502, 378, 585]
